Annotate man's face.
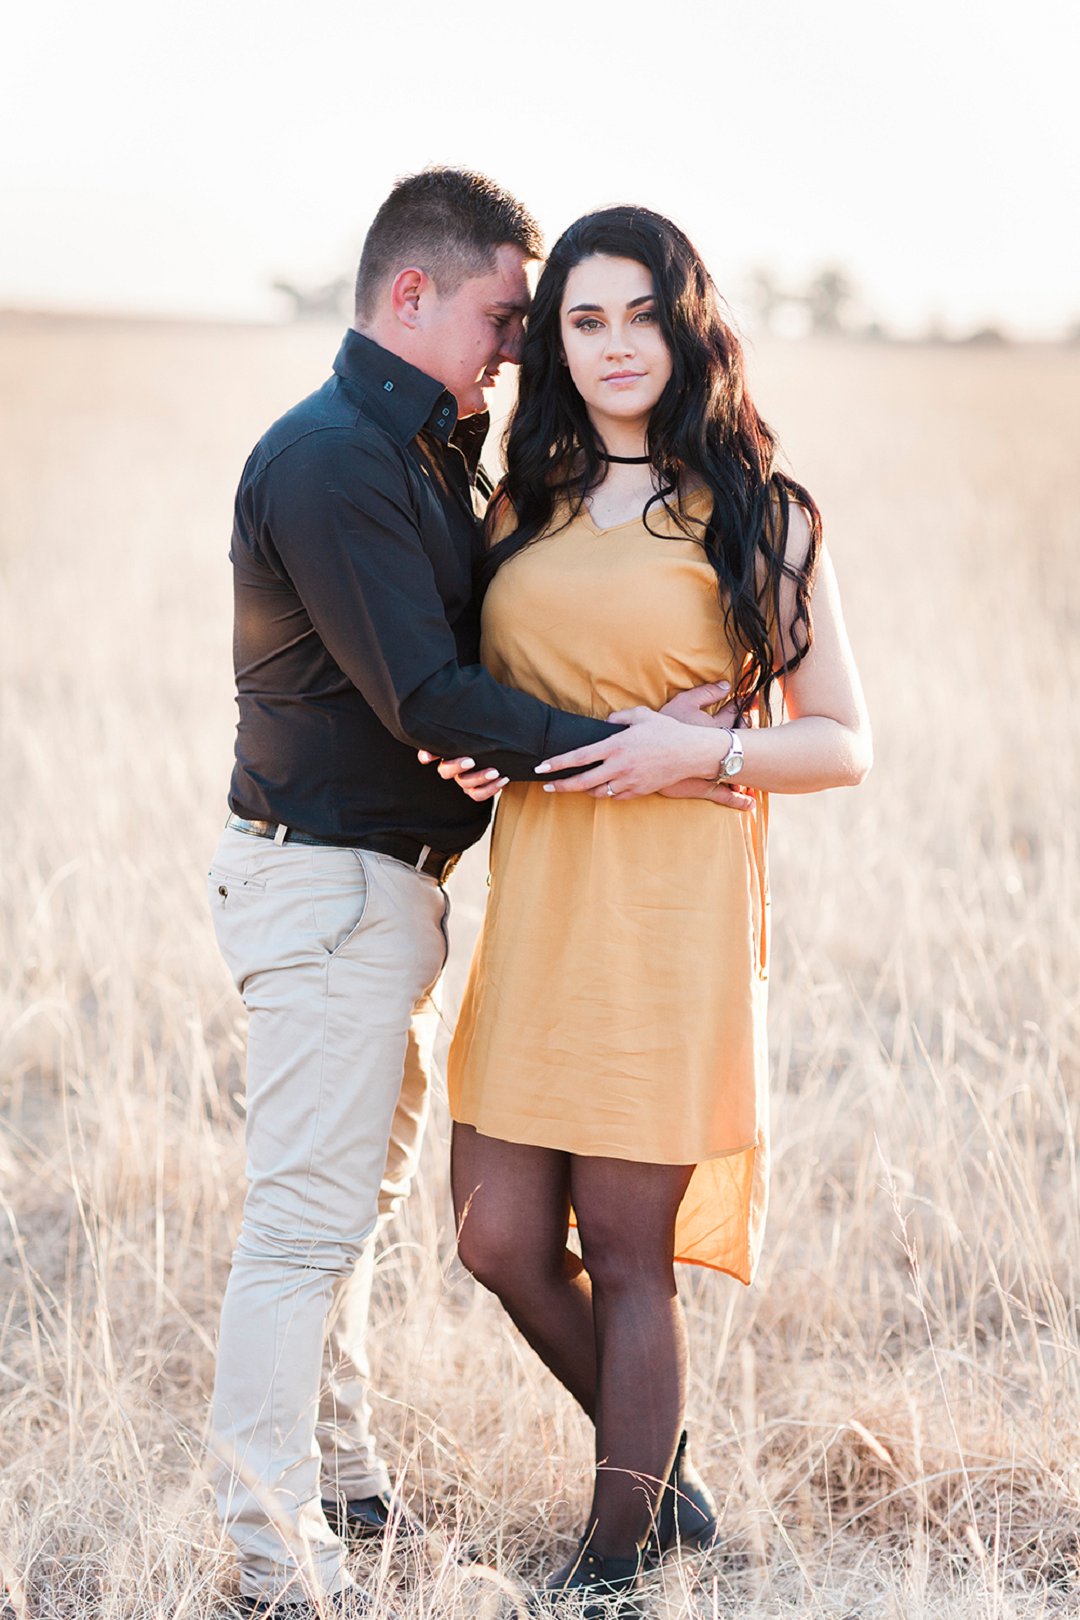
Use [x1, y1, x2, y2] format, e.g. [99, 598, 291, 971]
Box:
[419, 244, 533, 417]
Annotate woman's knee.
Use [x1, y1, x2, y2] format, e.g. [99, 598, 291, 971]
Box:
[457, 1208, 577, 1305]
[577, 1217, 674, 1296]
[455, 1205, 521, 1296]
[573, 1160, 688, 1294]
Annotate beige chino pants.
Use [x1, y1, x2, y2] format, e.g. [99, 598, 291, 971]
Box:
[206, 827, 449, 1601]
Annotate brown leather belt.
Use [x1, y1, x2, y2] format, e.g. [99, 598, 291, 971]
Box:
[225, 814, 461, 883]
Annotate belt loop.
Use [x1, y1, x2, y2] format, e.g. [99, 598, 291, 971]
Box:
[273, 823, 288, 846]
[416, 844, 431, 871]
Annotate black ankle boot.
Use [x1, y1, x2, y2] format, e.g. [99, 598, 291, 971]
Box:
[648, 1430, 719, 1560]
[541, 1541, 643, 1617]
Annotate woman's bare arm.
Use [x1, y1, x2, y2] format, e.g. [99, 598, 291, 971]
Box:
[537, 507, 873, 799]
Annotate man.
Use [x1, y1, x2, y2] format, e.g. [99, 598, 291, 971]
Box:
[207, 167, 738, 1617]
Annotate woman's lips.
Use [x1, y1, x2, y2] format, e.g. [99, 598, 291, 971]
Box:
[602, 372, 646, 385]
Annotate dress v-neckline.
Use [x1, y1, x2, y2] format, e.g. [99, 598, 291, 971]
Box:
[581, 485, 711, 536]
[581, 508, 647, 536]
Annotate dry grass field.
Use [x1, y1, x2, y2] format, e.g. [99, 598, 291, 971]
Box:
[1, 312, 1078, 1620]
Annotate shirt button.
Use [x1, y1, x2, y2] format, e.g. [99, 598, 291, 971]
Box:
[383, 380, 394, 392]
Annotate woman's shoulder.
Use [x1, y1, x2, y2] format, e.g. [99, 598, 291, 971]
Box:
[763, 486, 815, 567]
[484, 484, 581, 548]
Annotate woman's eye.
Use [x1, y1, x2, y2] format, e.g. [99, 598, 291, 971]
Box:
[574, 318, 602, 332]
[633, 310, 656, 323]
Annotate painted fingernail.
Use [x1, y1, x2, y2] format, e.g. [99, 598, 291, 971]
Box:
[497, 777, 509, 788]
[460, 759, 475, 770]
[542, 783, 555, 792]
[535, 762, 551, 774]
[484, 769, 500, 780]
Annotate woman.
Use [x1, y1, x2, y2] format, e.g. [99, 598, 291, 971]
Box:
[433, 207, 871, 1613]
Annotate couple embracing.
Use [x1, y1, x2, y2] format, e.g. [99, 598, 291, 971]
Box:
[206, 166, 871, 1618]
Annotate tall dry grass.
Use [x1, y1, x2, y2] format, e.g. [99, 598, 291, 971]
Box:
[1, 314, 1078, 1619]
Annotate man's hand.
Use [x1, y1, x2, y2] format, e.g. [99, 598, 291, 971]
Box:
[658, 680, 754, 809]
[417, 750, 507, 802]
[659, 681, 735, 728]
[660, 775, 755, 810]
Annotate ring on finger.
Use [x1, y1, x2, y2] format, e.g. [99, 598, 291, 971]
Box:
[606, 784, 614, 797]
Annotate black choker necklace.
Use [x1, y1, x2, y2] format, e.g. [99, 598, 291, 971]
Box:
[598, 452, 652, 465]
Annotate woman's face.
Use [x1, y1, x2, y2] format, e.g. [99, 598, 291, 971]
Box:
[559, 254, 673, 437]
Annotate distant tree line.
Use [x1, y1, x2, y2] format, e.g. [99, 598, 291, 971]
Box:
[269, 267, 1080, 347]
[272, 276, 352, 321]
[747, 266, 858, 336]
[744, 266, 1080, 346]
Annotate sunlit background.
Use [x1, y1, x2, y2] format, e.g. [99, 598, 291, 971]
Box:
[4, 7, 1080, 1617]
[3, 0, 1079, 340]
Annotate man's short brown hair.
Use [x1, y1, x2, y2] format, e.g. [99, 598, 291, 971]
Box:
[354, 167, 543, 321]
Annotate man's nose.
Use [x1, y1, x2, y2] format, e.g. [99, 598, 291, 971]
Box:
[500, 324, 525, 365]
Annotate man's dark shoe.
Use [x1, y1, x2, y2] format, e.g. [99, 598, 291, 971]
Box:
[647, 1430, 719, 1562]
[540, 1542, 643, 1618]
[321, 1492, 425, 1545]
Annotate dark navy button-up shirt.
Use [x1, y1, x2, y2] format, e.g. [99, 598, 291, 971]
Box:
[227, 328, 616, 851]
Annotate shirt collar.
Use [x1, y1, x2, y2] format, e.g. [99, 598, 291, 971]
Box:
[445, 408, 490, 479]
[332, 327, 463, 448]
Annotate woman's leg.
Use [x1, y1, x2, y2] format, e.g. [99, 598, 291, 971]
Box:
[569, 1155, 694, 1559]
[451, 1123, 597, 1415]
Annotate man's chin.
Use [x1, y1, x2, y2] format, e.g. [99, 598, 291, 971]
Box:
[454, 389, 488, 419]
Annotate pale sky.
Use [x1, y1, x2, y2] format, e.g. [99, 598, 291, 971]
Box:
[3, 0, 1078, 338]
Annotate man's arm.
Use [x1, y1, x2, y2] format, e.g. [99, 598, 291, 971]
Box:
[422, 684, 756, 810]
[256, 431, 619, 779]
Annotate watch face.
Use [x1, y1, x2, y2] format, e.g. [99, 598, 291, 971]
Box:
[723, 741, 743, 776]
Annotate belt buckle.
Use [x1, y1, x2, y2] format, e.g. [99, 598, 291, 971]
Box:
[437, 852, 460, 884]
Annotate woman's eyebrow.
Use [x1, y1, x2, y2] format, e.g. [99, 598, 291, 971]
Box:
[566, 295, 656, 314]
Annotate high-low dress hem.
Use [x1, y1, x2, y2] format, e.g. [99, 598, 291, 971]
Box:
[447, 492, 771, 1284]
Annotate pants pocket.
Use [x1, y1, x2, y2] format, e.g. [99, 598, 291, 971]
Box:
[434, 888, 451, 982]
[207, 866, 269, 903]
[311, 851, 371, 958]
[207, 868, 269, 989]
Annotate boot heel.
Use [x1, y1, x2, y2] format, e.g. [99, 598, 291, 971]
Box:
[650, 1430, 720, 1561]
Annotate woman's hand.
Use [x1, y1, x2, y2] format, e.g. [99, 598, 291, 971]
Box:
[417, 750, 508, 802]
[535, 711, 725, 799]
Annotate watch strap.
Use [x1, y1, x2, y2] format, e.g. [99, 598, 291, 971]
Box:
[709, 727, 741, 788]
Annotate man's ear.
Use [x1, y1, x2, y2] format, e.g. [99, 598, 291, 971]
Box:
[389, 267, 429, 329]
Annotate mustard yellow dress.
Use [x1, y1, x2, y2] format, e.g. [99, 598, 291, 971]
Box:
[447, 490, 770, 1283]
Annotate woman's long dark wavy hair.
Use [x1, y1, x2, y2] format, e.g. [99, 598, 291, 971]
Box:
[482, 206, 822, 715]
